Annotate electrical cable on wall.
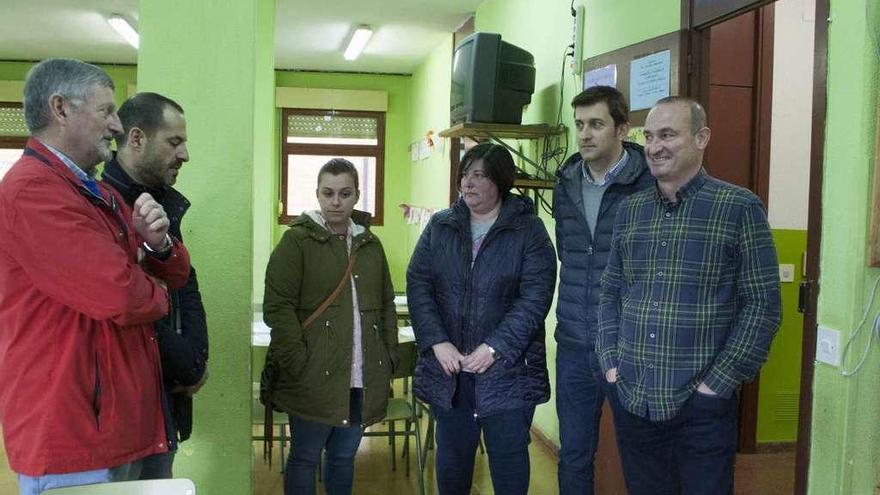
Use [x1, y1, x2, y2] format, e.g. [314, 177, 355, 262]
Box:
[839, 273, 880, 376]
[522, 43, 572, 217]
[521, 3, 580, 216]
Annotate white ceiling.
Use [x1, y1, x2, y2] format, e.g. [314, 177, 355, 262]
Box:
[0, 0, 481, 74]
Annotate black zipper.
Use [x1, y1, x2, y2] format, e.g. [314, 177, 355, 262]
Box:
[93, 353, 101, 429]
[459, 215, 519, 416]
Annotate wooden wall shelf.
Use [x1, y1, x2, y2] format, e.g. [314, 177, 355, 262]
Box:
[440, 121, 564, 212]
[514, 178, 555, 190]
[439, 122, 565, 140]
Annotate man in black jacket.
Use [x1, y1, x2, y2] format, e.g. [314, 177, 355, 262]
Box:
[103, 92, 209, 479]
[552, 86, 653, 494]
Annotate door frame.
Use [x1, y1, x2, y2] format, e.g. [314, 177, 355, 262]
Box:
[683, 0, 828, 492]
[685, 0, 775, 453]
[794, 0, 828, 492]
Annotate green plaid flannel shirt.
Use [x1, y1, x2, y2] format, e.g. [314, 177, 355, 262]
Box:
[597, 172, 781, 421]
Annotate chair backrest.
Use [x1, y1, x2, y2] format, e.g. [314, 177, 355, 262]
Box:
[392, 340, 417, 380]
[42, 479, 196, 495]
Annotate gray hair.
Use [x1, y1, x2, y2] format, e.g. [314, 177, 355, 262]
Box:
[23, 58, 115, 133]
[655, 96, 707, 134]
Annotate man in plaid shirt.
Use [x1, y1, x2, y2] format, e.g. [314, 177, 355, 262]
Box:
[597, 96, 781, 495]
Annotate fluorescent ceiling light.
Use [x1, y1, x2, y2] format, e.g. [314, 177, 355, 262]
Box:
[344, 25, 373, 61]
[108, 15, 139, 49]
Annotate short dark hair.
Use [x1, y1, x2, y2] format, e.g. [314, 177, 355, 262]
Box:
[117, 92, 185, 147]
[654, 96, 707, 134]
[570, 85, 629, 127]
[318, 158, 359, 190]
[457, 143, 516, 198]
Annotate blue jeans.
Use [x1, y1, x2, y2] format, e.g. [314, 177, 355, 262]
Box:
[285, 388, 364, 495]
[605, 382, 738, 495]
[139, 450, 175, 479]
[17, 461, 142, 495]
[555, 347, 605, 495]
[433, 383, 535, 495]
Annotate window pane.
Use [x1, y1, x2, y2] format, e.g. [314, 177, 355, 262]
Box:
[287, 136, 377, 145]
[0, 148, 22, 180]
[285, 154, 376, 218]
[0, 106, 28, 137]
[287, 113, 378, 145]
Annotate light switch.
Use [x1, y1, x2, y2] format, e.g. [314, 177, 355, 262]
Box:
[816, 326, 840, 366]
[779, 264, 795, 283]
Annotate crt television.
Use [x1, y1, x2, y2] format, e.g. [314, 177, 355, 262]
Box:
[450, 32, 536, 125]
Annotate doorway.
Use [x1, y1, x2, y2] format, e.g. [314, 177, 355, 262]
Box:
[687, 0, 826, 494]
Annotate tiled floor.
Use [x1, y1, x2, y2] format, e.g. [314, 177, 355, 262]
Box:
[0, 422, 795, 494]
[252, 431, 795, 495]
[253, 426, 560, 495]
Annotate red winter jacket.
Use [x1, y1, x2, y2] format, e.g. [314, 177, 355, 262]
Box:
[0, 139, 191, 475]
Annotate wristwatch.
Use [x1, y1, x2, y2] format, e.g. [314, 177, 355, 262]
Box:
[143, 234, 173, 257]
[486, 344, 499, 360]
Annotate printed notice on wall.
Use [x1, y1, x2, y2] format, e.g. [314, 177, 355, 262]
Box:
[583, 64, 617, 90]
[630, 50, 671, 111]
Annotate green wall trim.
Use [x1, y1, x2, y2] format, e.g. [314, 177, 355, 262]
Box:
[757, 229, 807, 444]
[275, 87, 388, 111]
[0, 81, 24, 102]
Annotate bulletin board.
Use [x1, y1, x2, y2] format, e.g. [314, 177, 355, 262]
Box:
[581, 30, 688, 127]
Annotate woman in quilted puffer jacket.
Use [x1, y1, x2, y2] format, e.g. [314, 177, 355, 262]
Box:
[407, 143, 557, 495]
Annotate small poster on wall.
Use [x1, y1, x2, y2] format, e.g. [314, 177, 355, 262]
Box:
[410, 142, 420, 161]
[630, 50, 671, 111]
[583, 64, 617, 90]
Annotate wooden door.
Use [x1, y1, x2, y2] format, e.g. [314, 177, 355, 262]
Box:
[595, 403, 627, 493]
[702, 8, 773, 204]
[694, 4, 775, 452]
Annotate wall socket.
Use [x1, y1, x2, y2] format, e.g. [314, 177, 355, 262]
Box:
[779, 264, 795, 283]
[816, 326, 841, 366]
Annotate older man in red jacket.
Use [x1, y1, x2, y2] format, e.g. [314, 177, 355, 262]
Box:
[0, 58, 191, 495]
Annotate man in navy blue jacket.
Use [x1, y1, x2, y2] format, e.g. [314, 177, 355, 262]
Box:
[552, 86, 653, 494]
[103, 92, 209, 479]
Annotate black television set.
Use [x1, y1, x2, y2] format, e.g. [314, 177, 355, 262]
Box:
[450, 32, 536, 125]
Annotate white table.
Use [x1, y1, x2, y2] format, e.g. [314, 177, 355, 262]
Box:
[252, 316, 415, 347]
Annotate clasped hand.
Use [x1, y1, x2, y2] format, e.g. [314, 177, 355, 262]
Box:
[132, 193, 171, 250]
[432, 342, 496, 376]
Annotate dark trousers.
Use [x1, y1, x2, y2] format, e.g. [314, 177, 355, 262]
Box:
[139, 451, 175, 479]
[285, 388, 364, 495]
[555, 347, 605, 495]
[433, 374, 535, 495]
[605, 382, 739, 495]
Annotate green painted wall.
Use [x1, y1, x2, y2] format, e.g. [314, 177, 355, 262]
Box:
[272, 71, 412, 290]
[808, 0, 880, 493]
[407, 35, 454, 261]
[5, 2, 878, 494]
[758, 230, 807, 443]
[137, 0, 275, 492]
[583, 0, 680, 57]
[253, 0, 278, 308]
[0, 61, 136, 109]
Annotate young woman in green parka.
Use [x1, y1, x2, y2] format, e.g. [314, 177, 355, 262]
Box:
[263, 158, 399, 495]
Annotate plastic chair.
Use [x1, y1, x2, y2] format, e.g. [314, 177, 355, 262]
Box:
[42, 478, 195, 494]
[363, 340, 425, 495]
